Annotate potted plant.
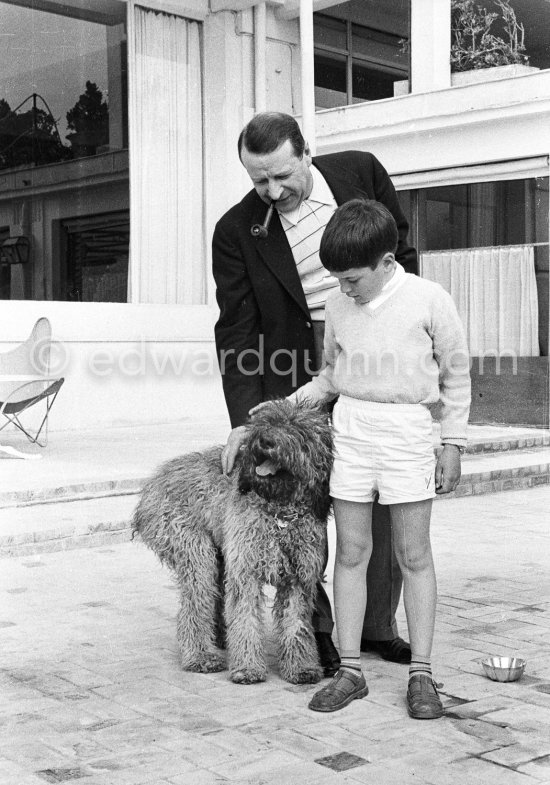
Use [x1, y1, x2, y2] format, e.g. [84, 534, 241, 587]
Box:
[451, 0, 538, 84]
[451, 0, 528, 71]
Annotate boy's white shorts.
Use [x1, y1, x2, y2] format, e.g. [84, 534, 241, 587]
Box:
[330, 396, 436, 505]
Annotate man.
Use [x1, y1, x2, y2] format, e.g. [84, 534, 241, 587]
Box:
[213, 111, 416, 676]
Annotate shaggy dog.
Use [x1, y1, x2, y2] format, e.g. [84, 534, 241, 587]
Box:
[133, 399, 333, 685]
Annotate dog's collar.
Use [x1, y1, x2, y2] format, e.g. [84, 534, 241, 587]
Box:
[273, 507, 307, 530]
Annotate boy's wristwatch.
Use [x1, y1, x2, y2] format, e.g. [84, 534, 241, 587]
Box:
[446, 443, 465, 454]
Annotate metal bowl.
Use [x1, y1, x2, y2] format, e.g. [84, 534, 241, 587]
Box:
[482, 656, 526, 682]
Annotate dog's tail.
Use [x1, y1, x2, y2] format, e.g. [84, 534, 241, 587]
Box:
[131, 483, 155, 541]
[131, 457, 178, 543]
[130, 503, 143, 541]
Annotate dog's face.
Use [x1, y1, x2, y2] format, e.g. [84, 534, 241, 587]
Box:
[237, 399, 333, 518]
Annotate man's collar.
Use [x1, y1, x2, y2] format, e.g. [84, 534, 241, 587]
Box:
[308, 164, 336, 206]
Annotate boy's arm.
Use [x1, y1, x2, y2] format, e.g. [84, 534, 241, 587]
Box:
[431, 290, 471, 448]
[431, 289, 471, 493]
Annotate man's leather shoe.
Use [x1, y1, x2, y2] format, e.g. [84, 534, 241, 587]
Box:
[360, 636, 411, 664]
[315, 632, 341, 677]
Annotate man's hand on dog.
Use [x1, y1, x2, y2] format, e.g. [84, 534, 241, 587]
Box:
[435, 444, 462, 494]
[221, 425, 247, 474]
[222, 402, 274, 474]
[248, 401, 272, 416]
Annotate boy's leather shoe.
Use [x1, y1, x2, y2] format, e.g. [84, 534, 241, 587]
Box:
[407, 674, 443, 719]
[309, 669, 369, 712]
[315, 632, 341, 677]
[360, 636, 412, 664]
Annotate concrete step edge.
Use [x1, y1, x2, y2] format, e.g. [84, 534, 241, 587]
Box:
[1, 465, 549, 558]
[466, 434, 550, 454]
[0, 510, 136, 547]
[0, 525, 134, 558]
[2, 445, 550, 509]
[0, 479, 144, 509]
[461, 459, 550, 482]
[445, 468, 550, 501]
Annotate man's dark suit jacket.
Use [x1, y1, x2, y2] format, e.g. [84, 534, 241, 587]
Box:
[213, 151, 418, 428]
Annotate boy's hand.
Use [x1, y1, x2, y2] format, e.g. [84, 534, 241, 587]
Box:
[435, 444, 462, 495]
[221, 426, 247, 475]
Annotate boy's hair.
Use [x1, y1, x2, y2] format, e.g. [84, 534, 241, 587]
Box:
[320, 199, 399, 271]
[238, 112, 306, 161]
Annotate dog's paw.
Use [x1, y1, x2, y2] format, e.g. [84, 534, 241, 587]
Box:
[185, 651, 226, 673]
[230, 667, 267, 684]
[285, 666, 323, 684]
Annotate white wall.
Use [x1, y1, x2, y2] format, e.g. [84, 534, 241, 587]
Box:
[0, 301, 228, 431]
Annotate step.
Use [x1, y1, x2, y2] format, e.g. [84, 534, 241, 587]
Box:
[1, 446, 549, 557]
[466, 430, 550, 454]
[435, 424, 550, 455]
[446, 445, 550, 499]
[0, 416, 231, 509]
[0, 479, 143, 509]
[0, 494, 139, 557]
[1, 429, 548, 510]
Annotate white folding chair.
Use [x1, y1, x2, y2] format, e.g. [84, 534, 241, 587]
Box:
[0, 317, 64, 457]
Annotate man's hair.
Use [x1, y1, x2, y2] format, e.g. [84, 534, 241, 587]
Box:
[238, 112, 306, 160]
[320, 199, 399, 272]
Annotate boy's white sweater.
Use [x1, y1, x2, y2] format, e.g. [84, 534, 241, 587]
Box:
[292, 273, 471, 446]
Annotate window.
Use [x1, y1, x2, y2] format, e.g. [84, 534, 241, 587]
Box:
[0, 0, 129, 302]
[520, 0, 550, 71]
[314, 3, 409, 109]
[60, 212, 129, 302]
[0, 1, 127, 169]
[400, 172, 549, 426]
[400, 176, 549, 359]
[401, 178, 548, 253]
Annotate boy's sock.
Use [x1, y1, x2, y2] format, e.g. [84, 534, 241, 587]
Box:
[409, 655, 432, 680]
[339, 654, 362, 677]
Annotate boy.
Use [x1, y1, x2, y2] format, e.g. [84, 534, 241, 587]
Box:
[286, 199, 471, 718]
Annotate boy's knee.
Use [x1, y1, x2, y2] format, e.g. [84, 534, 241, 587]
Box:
[397, 547, 431, 574]
[336, 542, 371, 570]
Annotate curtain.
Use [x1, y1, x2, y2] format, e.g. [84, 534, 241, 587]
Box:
[421, 245, 540, 356]
[469, 183, 495, 247]
[128, 5, 204, 304]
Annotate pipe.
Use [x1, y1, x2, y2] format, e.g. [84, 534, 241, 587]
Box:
[251, 201, 275, 238]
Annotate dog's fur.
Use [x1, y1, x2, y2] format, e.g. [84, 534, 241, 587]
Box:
[133, 399, 333, 685]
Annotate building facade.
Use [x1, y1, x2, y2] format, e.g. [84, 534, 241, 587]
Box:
[0, 0, 548, 429]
